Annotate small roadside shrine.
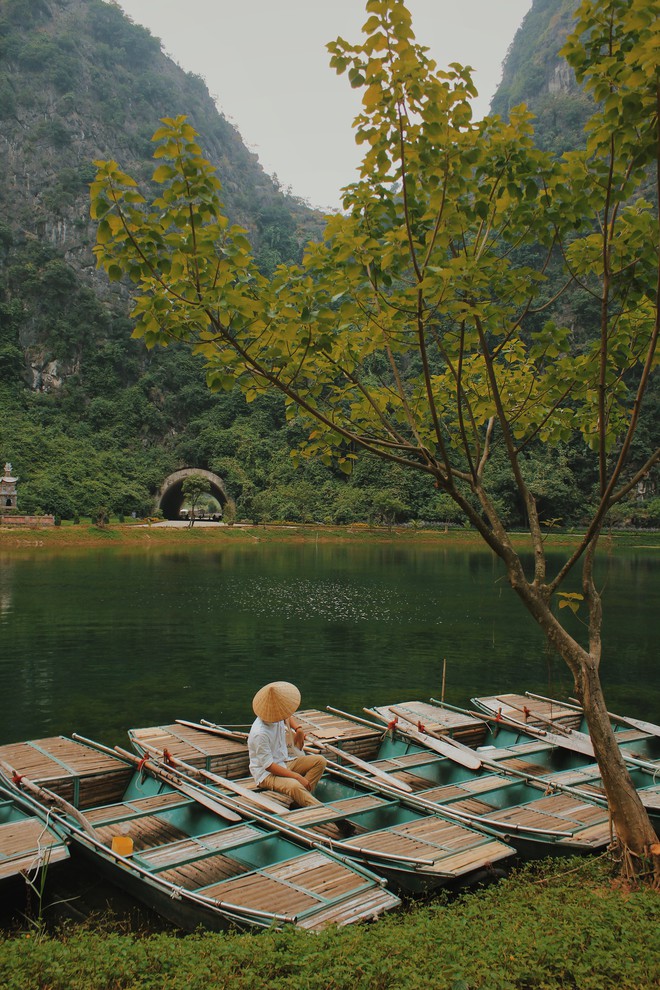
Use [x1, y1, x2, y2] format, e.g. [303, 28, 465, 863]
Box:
[0, 462, 17, 511]
[0, 464, 53, 526]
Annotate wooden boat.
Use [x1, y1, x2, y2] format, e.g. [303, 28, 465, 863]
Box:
[129, 720, 516, 895]
[471, 692, 660, 762]
[289, 709, 623, 859]
[0, 734, 400, 932]
[0, 779, 69, 887]
[366, 699, 660, 831]
[475, 691, 660, 766]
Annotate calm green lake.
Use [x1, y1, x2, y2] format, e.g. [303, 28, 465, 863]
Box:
[1, 542, 657, 746]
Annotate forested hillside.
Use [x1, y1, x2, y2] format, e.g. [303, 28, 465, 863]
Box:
[0, 0, 330, 520]
[0, 0, 656, 526]
[491, 0, 593, 152]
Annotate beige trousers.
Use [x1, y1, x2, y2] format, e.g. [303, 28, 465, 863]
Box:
[259, 754, 327, 808]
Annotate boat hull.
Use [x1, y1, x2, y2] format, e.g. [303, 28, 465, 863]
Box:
[0, 735, 400, 932]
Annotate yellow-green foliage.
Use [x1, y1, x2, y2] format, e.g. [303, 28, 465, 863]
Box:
[1, 860, 658, 990]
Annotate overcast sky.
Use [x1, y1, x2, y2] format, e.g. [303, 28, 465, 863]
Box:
[115, 1, 533, 211]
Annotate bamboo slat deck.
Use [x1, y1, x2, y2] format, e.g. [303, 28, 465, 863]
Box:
[476, 694, 583, 731]
[349, 740, 615, 851]
[94, 815, 188, 852]
[459, 775, 519, 794]
[296, 710, 383, 760]
[371, 702, 488, 747]
[157, 851, 247, 889]
[637, 788, 660, 811]
[130, 725, 250, 778]
[493, 756, 553, 778]
[339, 815, 510, 875]
[373, 752, 441, 770]
[295, 886, 397, 929]
[0, 737, 131, 808]
[612, 728, 652, 744]
[148, 841, 399, 929]
[83, 791, 189, 825]
[472, 794, 612, 847]
[369, 751, 453, 791]
[196, 847, 395, 930]
[0, 816, 69, 880]
[286, 794, 390, 828]
[480, 740, 553, 758]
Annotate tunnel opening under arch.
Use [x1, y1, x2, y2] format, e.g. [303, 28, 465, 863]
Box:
[158, 469, 229, 520]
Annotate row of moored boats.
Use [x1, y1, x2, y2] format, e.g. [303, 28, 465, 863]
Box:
[1, 691, 658, 932]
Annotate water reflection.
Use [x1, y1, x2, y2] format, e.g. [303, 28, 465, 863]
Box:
[1, 543, 657, 746]
[0, 557, 14, 619]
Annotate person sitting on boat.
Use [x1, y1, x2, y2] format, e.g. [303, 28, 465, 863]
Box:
[248, 681, 327, 808]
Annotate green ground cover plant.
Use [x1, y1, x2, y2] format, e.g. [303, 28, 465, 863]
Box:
[1, 859, 658, 990]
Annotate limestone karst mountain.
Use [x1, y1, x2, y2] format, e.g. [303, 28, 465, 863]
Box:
[5, 0, 651, 527]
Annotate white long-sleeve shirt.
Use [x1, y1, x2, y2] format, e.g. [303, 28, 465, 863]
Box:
[248, 717, 291, 785]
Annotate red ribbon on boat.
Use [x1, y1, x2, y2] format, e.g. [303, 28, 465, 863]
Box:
[12, 771, 23, 785]
[523, 706, 531, 721]
[417, 721, 426, 733]
[495, 708, 503, 722]
[163, 748, 175, 767]
[136, 756, 149, 772]
[387, 718, 398, 732]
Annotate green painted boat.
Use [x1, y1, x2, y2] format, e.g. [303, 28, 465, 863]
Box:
[292, 708, 626, 859]
[0, 780, 69, 887]
[365, 699, 660, 833]
[0, 735, 400, 932]
[473, 691, 660, 767]
[129, 721, 516, 895]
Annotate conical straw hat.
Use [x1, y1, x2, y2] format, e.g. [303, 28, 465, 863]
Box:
[252, 681, 301, 722]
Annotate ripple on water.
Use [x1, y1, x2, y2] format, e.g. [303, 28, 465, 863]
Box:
[229, 577, 441, 625]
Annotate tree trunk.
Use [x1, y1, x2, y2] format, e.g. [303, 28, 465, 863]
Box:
[509, 575, 659, 878]
[574, 661, 659, 867]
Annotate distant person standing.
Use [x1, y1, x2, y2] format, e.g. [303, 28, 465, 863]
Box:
[248, 681, 326, 808]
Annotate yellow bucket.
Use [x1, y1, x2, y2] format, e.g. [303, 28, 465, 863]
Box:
[111, 835, 134, 856]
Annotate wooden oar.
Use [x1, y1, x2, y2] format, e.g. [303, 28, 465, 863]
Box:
[176, 718, 249, 742]
[71, 734, 243, 823]
[364, 707, 482, 770]
[129, 739, 287, 816]
[618, 715, 660, 738]
[443, 704, 596, 758]
[308, 740, 413, 793]
[559, 696, 660, 740]
[387, 706, 483, 770]
[0, 757, 97, 838]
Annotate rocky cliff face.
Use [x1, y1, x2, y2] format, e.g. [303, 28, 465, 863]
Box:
[0, 0, 319, 386]
[490, 0, 591, 153]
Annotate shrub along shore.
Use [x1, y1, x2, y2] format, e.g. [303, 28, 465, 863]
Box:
[1, 858, 658, 990]
[1, 519, 658, 556]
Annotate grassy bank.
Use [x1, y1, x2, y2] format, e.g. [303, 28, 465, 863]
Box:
[1, 858, 658, 990]
[1, 520, 658, 556]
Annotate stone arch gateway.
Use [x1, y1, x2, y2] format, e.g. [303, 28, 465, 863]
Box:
[157, 469, 230, 520]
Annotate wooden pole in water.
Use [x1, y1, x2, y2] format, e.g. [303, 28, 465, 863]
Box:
[441, 658, 447, 704]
